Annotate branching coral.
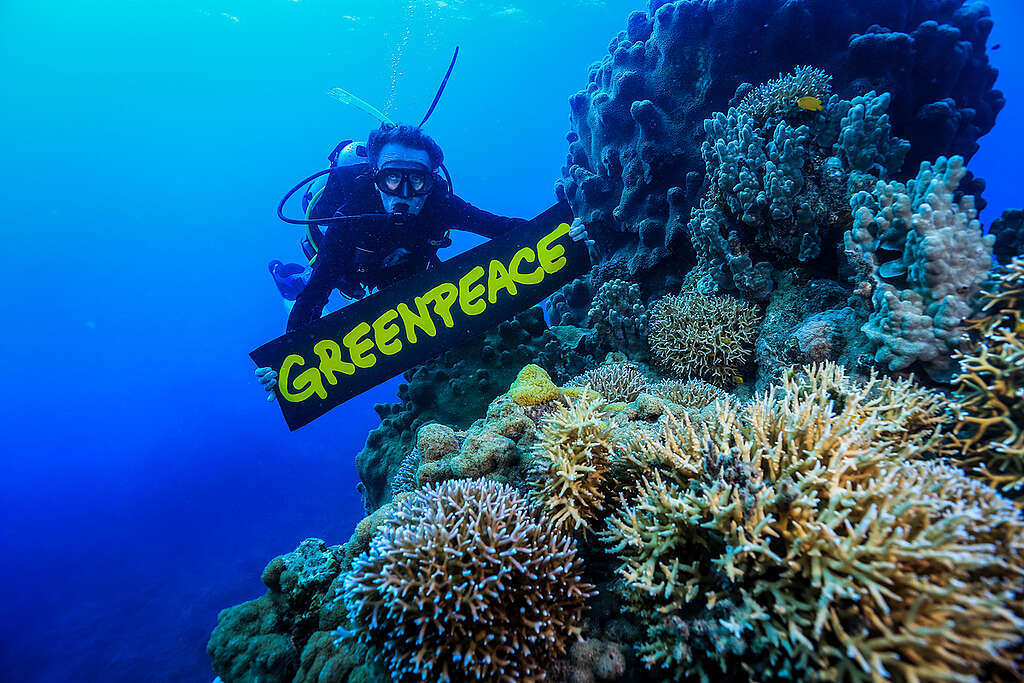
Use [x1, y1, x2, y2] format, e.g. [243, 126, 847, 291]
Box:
[846, 155, 995, 379]
[602, 362, 1024, 682]
[565, 362, 648, 403]
[737, 66, 833, 120]
[647, 291, 761, 385]
[529, 396, 615, 535]
[389, 448, 420, 497]
[586, 279, 649, 360]
[648, 379, 732, 409]
[952, 258, 1024, 500]
[342, 479, 595, 682]
[690, 89, 909, 301]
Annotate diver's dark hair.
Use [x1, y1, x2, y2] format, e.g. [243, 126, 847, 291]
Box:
[367, 123, 444, 170]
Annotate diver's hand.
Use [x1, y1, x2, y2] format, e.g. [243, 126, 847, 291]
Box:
[570, 217, 595, 245]
[569, 217, 597, 260]
[256, 366, 278, 402]
[381, 248, 412, 269]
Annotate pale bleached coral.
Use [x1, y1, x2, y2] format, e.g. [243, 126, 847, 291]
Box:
[647, 378, 732, 409]
[341, 479, 595, 682]
[602, 361, 1024, 682]
[846, 156, 995, 379]
[952, 258, 1024, 500]
[647, 291, 761, 385]
[564, 362, 648, 403]
[529, 396, 615, 535]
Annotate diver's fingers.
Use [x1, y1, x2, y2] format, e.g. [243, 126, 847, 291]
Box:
[255, 367, 274, 378]
[585, 239, 595, 246]
[266, 391, 277, 402]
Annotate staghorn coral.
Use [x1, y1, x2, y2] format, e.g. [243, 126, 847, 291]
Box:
[736, 66, 833, 120]
[565, 362, 648, 403]
[341, 478, 595, 682]
[952, 258, 1024, 500]
[647, 291, 761, 385]
[602, 362, 1024, 682]
[846, 155, 995, 380]
[529, 396, 615, 535]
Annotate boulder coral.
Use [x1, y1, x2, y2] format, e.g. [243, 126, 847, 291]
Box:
[341, 478, 595, 682]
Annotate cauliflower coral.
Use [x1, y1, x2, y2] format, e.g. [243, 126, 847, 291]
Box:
[341, 478, 595, 682]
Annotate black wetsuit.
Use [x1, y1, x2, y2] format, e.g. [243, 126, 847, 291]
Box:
[287, 170, 526, 332]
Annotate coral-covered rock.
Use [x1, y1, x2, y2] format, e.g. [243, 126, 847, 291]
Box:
[991, 208, 1024, 264]
[356, 307, 556, 512]
[558, 0, 1001, 289]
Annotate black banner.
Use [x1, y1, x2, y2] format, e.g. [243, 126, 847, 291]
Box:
[251, 201, 587, 430]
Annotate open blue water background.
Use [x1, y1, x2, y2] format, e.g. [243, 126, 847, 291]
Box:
[0, 1, 1020, 680]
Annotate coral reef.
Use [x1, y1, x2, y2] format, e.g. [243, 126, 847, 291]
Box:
[846, 155, 995, 379]
[356, 307, 558, 512]
[603, 362, 1024, 682]
[647, 290, 761, 385]
[416, 396, 536, 489]
[557, 0, 1002, 287]
[647, 378, 731, 410]
[991, 208, 1024, 264]
[585, 279, 650, 360]
[509, 363, 562, 406]
[529, 396, 615, 535]
[736, 66, 833, 121]
[565, 362, 648, 403]
[689, 89, 909, 301]
[952, 258, 1024, 501]
[208, 538, 385, 683]
[388, 448, 419, 498]
[341, 478, 595, 682]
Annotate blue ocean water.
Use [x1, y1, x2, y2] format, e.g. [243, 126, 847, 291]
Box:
[0, 1, 1020, 681]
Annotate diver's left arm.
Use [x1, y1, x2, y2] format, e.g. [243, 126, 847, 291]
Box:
[442, 195, 527, 238]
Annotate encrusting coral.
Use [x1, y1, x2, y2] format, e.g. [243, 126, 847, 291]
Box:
[952, 257, 1024, 501]
[508, 363, 562, 406]
[529, 395, 616, 535]
[340, 478, 595, 682]
[647, 290, 761, 385]
[602, 362, 1023, 682]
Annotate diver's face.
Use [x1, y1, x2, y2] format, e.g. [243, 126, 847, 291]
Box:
[375, 143, 433, 216]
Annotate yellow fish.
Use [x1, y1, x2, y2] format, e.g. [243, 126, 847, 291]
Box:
[796, 96, 824, 112]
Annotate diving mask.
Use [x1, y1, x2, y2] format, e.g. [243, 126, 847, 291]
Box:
[373, 165, 435, 198]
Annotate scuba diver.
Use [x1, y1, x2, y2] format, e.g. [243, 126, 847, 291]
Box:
[257, 50, 592, 401]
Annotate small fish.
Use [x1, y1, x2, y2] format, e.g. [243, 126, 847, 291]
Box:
[733, 375, 744, 384]
[796, 96, 824, 112]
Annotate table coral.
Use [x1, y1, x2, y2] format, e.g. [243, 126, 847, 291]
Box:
[341, 479, 595, 682]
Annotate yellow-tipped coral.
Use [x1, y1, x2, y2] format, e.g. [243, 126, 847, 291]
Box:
[508, 363, 561, 406]
[529, 395, 615, 535]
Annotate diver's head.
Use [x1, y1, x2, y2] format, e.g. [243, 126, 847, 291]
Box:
[367, 123, 444, 216]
